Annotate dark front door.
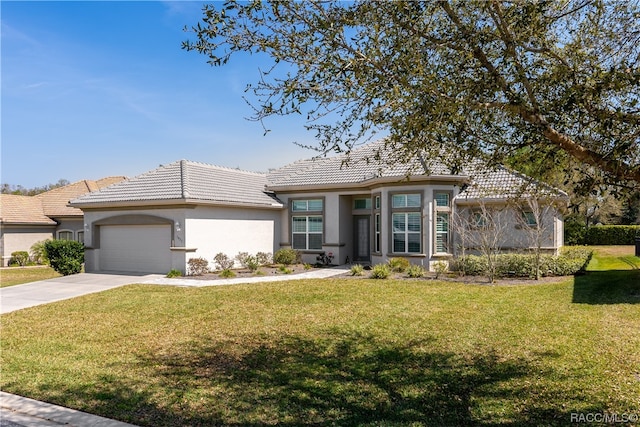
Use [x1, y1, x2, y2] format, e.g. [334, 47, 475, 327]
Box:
[353, 215, 371, 263]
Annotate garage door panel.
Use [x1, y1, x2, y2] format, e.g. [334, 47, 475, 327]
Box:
[100, 225, 171, 273]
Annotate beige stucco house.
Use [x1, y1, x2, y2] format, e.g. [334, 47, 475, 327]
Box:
[0, 177, 125, 266]
[70, 140, 568, 275]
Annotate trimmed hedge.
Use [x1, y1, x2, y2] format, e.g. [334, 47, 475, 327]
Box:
[451, 247, 593, 279]
[584, 225, 640, 245]
[44, 240, 84, 276]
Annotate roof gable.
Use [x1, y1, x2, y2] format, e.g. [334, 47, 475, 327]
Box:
[70, 161, 282, 208]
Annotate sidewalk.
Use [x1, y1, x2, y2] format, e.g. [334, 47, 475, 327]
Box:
[0, 392, 138, 427]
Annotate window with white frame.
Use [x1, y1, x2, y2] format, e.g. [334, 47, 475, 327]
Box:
[391, 193, 422, 253]
[434, 192, 452, 254]
[291, 199, 323, 250]
[374, 213, 381, 253]
[57, 230, 73, 240]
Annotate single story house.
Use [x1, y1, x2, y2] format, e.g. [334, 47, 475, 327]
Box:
[70, 140, 568, 274]
[0, 177, 126, 266]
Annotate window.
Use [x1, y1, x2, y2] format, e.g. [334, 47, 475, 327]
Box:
[393, 213, 421, 253]
[57, 230, 73, 240]
[436, 213, 449, 253]
[472, 211, 487, 228]
[392, 194, 421, 208]
[292, 199, 323, 211]
[374, 213, 381, 253]
[76, 231, 85, 244]
[375, 196, 380, 209]
[354, 198, 371, 210]
[292, 216, 323, 250]
[522, 211, 537, 227]
[433, 191, 452, 254]
[291, 199, 323, 250]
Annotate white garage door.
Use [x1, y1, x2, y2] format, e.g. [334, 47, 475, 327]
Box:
[99, 225, 171, 273]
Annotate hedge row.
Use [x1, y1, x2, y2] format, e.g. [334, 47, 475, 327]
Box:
[450, 247, 593, 279]
[584, 225, 640, 245]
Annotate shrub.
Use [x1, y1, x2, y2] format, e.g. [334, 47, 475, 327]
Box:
[370, 263, 391, 279]
[220, 269, 236, 278]
[187, 257, 209, 275]
[166, 269, 182, 278]
[274, 248, 300, 265]
[350, 264, 365, 276]
[388, 257, 410, 273]
[245, 256, 260, 272]
[235, 252, 251, 267]
[213, 253, 234, 270]
[278, 265, 293, 274]
[432, 261, 448, 279]
[584, 225, 640, 245]
[44, 240, 84, 275]
[303, 263, 313, 270]
[564, 217, 586, 246]
[450, 256, 487, 276]
[407, 264, 426, 278]
[256, 252, 273, 266]
[9, 251, 30, 267]
[30, 240, 50, 265]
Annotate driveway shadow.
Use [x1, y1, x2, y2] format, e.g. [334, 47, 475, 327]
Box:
[572, 270, 640, 304]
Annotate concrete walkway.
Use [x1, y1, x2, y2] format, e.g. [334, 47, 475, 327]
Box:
[0, 392, 138, 427]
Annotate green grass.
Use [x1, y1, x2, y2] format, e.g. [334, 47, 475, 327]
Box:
[0, 266, 61, 288]
[1, 247, 638, 426]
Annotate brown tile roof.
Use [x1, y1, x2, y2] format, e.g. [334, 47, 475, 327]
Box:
[70, 162, 282, 208]
[35, 177, 126, 217]
[0, 194, 56, 225]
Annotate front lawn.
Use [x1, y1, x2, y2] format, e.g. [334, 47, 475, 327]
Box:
[1, 251, 639, 426]
[0, 266, 61, 288]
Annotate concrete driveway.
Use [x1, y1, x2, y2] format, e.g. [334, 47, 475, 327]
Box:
[0, 272, 163, 314]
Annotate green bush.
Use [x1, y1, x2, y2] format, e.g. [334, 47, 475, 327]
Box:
[584, 225, 640, 245]
[564, 217, 586, 246]
[44, 240, 84, 275]
[187, 257, 209, 275]
[166, 269, 182, 278]
[350, 264, 365, 276]
[220, 269, 236, 278]
[406, 264, 426, 278]
[9, 251, 30, 267]
[274, 248, 301, 265]
[370, 264, 391, 279]
[388, 257, 410, 273]
[450, 249, 593, 279]
[30, 240, 50, 265]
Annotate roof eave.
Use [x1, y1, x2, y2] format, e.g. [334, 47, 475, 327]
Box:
[267, 174, 469, 192]
[69, 197, 284, 210]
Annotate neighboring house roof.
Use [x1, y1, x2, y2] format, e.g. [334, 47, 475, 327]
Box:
[267, 139, 462, 189]
[34, 177, 127, 217]
[70, 160, 283, 208]
[0, 194, 56, 225]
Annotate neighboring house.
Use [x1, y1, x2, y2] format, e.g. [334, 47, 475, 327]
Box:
[70, 140, 568, 274]
[0, 177, 126, 266]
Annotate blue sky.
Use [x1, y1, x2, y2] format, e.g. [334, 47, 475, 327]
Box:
[1, 1, 321, 188]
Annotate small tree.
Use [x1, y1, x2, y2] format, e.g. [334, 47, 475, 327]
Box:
[30, 240, 50, 265]
[466, 201, 510, 283]
[44, 240, 84, 276]
[513, 196, 556, 280]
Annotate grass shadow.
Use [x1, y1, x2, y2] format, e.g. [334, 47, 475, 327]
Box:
[573, 270, 640, 304]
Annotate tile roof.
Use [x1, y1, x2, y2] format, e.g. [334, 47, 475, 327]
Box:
[35, 177, 127, 217]
[267, 139, 567, 200]
[70, 161, 283, 208]
[0, 195, 56, 225]
[267, 139, 456, 188]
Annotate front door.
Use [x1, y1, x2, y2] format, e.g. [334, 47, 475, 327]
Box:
[353, 215, 371, 263]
